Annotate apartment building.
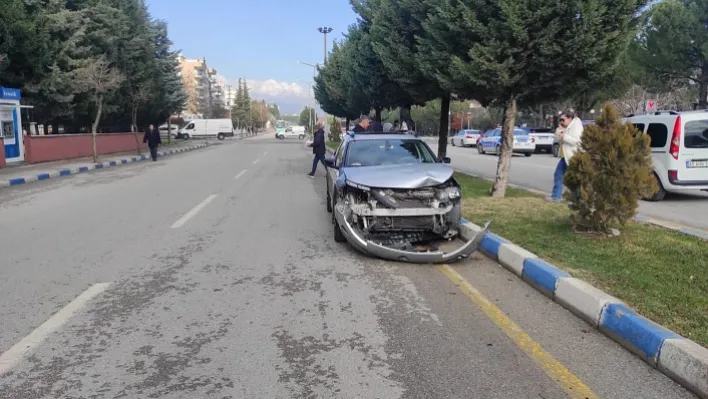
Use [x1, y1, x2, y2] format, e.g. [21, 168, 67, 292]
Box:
[177, 54, 219, 119]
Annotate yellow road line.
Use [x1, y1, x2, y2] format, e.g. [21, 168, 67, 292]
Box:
[438, 264, 598, 399]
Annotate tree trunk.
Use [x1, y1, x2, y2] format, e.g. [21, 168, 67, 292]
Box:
[91, 95, 103, 163]
[699, 67, 708, 109]
[490, 94, 517, 198]
[345, 117, 350, 131]
[167, 118, 172, 145]
[375, 108, 382, 122]
[437, 92, 451, 158]
[399, 106, 415, 131]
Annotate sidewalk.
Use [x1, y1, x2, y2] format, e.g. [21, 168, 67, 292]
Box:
[0, 139, 211, 189]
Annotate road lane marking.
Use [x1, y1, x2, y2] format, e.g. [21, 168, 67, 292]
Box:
[252, 158, 260, 165]
[0, 283, 111, 376]
[234, 169, 247, 180]
[437, 265, 598, 399]
[171, 194, 218, 229]
[263, 151, 268, 156]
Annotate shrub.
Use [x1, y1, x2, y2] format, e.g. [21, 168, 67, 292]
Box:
[328, 116, 342, 142]
[563, 104, 657, 234]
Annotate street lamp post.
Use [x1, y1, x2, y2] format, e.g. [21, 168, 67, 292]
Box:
[317, 27, 333, 63]
[297, 79, 316, 134]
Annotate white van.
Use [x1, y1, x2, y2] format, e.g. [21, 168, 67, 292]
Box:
[179, 119, 234, 140]
[276, 125, 306, 140]
[624, 110, 708, 200]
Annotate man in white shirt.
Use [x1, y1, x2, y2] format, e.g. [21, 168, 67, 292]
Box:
[550, 109, 583, 201]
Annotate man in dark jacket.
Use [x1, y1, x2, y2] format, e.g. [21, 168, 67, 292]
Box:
[143, 124, 162, 161]
[369, 119, 384, 132]
[307, 123, 327, 178]
[352, 115, 370, 132]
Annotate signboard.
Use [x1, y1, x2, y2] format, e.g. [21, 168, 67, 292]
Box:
[645, 100, 657, 112]
[0, 87, 21, 101]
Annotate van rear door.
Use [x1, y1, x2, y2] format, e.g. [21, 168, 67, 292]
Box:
[679, 116, 708, 182]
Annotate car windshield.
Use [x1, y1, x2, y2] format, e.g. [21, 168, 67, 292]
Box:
[345, 139, 436, 167]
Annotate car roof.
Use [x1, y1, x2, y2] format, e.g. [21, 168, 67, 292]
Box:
[343, 132, 419, 141]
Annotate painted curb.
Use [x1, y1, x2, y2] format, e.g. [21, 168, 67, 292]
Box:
[460, 218, 708, 399]
[0, 143, 210, 189]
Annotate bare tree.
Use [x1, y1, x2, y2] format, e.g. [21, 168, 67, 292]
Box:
[129, 84, 152, 155]
[75, 55, 124, 162]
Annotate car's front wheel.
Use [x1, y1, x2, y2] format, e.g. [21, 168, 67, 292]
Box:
[524, 152, 532, 157]
[478, 144, 485, 154]
[326, 181, 333, 213]
[331, 191, 346, 243]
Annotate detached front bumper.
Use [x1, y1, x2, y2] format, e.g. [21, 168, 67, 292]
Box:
[335, 204, 491, 264]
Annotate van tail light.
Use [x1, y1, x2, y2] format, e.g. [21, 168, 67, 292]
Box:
[531, 137, 535, 143]
[670, 116, 681, 160]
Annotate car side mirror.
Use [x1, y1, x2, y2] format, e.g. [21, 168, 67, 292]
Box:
[324, 157, 338, 169]
[440, 156, 451, 164]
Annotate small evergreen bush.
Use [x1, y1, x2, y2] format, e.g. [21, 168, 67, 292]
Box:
[328, 116, 342, 142]
[563, 104, 657, 234]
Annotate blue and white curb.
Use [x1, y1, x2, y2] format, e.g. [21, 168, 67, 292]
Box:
[459, 218, 708, 399]
[0, 144, 210, 189]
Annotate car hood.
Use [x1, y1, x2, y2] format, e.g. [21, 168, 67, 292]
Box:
[341, 163, 454, 189]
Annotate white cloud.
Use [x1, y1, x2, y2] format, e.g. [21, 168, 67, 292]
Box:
[247, 79, 310, 98]
[215, 75, 311, 98]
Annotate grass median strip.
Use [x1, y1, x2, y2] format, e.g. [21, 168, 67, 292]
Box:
[455, 172, 708, 347]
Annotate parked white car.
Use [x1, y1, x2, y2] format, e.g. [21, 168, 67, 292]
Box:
[623, 110, 708, 200]
[522, 127, 554, 153]
[158, 124, 178, 139]
[277, 125, 306, 140]
[178, 119, 234, 140]
[450, 129, 482, 147]
[477, 128, 535, 156]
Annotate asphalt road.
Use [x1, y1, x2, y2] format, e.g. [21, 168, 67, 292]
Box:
[0, 135, 697, 398]
[429, 140, 708, 231]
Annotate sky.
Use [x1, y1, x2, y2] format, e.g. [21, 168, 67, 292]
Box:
[146, 0, 358, 114]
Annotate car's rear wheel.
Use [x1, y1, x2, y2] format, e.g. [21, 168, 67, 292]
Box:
[299, 134, 305, 140]
[495, 144, 501, 155]
[524, 152, 532, 157]
[644, 173, 667, 201]
[552, 144, 560, 158]
[217, 133, 225, 140]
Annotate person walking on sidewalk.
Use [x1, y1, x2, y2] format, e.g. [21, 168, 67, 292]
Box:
[549, 109, 583, 201]
[307, 122, 326, 178]
[143, 124, 162, 162]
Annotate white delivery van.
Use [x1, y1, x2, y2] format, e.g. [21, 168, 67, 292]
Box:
[624, 110, 708, 200]
[276, 125, 307, 140]
[178, 119, 234, 140]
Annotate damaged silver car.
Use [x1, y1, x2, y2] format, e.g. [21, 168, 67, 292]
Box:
[324, 131, 490, 264]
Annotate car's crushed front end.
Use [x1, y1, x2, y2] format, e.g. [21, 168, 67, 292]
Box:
[333, 164, 490, 263]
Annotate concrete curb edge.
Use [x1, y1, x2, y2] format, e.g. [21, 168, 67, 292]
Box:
[458, 218, 708, 399]
[0, 143, 211, 190]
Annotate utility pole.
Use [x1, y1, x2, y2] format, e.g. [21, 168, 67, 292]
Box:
[318, 27, 333, 63]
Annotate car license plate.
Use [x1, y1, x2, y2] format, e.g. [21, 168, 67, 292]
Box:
[518, 138, 527, 143]
[687, 159, 708, 168]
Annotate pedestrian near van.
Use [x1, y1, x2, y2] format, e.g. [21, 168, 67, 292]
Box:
[143, 124, 162, 161]
[549, 109, 583, 201]
[307, 122, 326, 178]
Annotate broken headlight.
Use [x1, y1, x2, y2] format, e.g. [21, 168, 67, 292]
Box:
[445, 186, 461, 200]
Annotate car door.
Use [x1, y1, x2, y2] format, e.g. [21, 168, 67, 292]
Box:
[327, 141, 345, 200]
[483, 130, 499, 152]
